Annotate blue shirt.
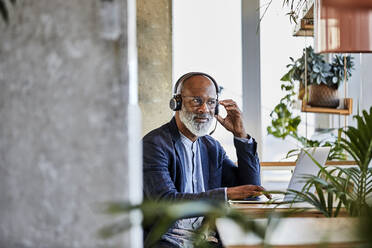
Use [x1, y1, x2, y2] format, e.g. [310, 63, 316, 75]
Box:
[161, 133, 205, 247]
[161, 133, 253, 247]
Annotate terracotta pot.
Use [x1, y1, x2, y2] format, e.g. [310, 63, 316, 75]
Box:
[307, 84, 339, 108]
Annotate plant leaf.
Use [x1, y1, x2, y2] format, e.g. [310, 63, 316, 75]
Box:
[0, 0, 9, 23]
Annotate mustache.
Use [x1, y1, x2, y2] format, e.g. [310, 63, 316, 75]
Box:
[193, 113, 213, 119]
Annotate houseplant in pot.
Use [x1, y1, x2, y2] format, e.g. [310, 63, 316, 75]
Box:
[285, 46, 354, 108]
[267, 68, 346, 161]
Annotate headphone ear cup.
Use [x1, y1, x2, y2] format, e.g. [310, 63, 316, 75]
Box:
[214, 102, 219, 115]
[169, 95, 182, 111]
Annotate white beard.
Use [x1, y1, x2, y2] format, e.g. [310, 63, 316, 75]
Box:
[179, 108, 214, 137]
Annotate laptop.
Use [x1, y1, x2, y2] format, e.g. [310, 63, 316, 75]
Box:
[229, 147, 331, 204]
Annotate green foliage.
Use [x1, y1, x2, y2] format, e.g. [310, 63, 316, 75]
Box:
[330, 55, 354, 86]
[267, 67, 346, 161]
[267, 80, 301, 140]
[267, 46, 355, 160]
[287, 46, 354, 89]
[98, 200, 266, 248]
[0, 0, 16, 24]
[290, 46, 331, 86]
[280, 167, 346, 218]
[338, 107, 372, 215]
[282, 0, 310, 24]
[278, 107, 372, 217]
[260, 0, 311, 26]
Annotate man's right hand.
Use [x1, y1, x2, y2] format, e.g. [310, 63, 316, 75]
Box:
[226, 185, 272, 200]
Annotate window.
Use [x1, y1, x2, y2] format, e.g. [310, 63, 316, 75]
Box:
[173, 0, 242, 161]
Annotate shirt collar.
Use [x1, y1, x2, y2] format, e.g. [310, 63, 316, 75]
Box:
[179, 131, 198, 152]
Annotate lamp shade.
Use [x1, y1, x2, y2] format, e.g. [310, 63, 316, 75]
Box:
[315, 0, 372, 53]
[322, 0, 372, 9]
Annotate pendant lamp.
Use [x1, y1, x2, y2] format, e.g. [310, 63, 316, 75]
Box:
[315, 0, 372, 53]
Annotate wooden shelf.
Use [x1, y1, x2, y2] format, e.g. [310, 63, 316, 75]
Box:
[260, 161, 357, 167]
[301, 98, 353, 115]
[293, 17, 314, 37]
[293, 3, 314, 37]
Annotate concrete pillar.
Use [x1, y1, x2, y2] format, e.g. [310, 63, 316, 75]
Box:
[242, 0, 262, 156]
[0, 0, 141, 247]
[137, 0, 173, 136]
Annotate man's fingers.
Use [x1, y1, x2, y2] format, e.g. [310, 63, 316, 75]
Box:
[253, 186, 272, 199]
[227, 185, 272, 200]
[250, 186, 272, 199]
[251, 191, 271, 199]
[263, 191, 272, 199]
[251, 191, 263, 197]
[253, 185, 265, 191]
[265, 193, 272, 199]
[219, 99, 237, 106]
[215, 114, 224, 124]
[224, 106, 240, 112]
[220, 102, 238, 109]
[220, 100, 241, 114]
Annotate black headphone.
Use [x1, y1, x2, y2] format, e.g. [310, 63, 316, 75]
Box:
[169, 72, 219, 115]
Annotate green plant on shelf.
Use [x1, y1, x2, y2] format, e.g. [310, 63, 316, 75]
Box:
[267, 68, 346, 161]
[288, 46, 354, 89]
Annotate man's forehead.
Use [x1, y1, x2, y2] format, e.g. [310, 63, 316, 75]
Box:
[184, 74, 212, 83]
[182, 75, 216, 92]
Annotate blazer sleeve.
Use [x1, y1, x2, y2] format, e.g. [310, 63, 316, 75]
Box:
[143, 139, 226, 202]
[221, 138, 261, 187]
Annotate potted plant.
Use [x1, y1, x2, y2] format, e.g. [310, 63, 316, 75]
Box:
[285, 46, 354, 108]
[267, 72, 346, 161]
[279, 107, 372, 217]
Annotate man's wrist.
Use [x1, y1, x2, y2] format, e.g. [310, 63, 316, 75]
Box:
[226, 187, 237, 200]
[234, 133, 251, 139]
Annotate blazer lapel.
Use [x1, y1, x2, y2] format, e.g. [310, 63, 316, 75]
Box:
[169, 117, 183, 170]
[168, 118, 185, 190]
[199, 139, 210, 190]
[174, 139, 184, 169]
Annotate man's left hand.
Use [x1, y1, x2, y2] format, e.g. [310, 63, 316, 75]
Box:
[215, 99, 247, 138]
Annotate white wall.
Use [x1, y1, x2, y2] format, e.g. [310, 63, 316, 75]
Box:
[173, 0, 242, 160]
[260, 0, 315, 161]
[347, 54, 372, 128]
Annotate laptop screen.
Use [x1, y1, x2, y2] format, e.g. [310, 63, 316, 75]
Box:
[284, 147, 330, 202]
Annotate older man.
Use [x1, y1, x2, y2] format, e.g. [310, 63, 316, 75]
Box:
[143, 72, 270, 247]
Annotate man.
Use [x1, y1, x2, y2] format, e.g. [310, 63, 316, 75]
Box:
[143, 72, 270, 247]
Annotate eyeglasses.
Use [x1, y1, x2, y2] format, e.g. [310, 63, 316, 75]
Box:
[181, 96, 218, 109]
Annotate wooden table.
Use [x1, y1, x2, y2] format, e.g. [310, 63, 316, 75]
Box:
[216, 217, 364, 248]
[230, 202, 349, 218]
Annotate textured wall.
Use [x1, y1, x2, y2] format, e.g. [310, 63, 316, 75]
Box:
[137, 0, 173, 136]
[0, 0, 139, 247]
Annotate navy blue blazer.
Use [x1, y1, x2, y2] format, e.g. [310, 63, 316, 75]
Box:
[143, 117, 261, 201]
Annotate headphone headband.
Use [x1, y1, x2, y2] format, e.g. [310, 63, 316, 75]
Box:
[173, 72, 219, 96]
